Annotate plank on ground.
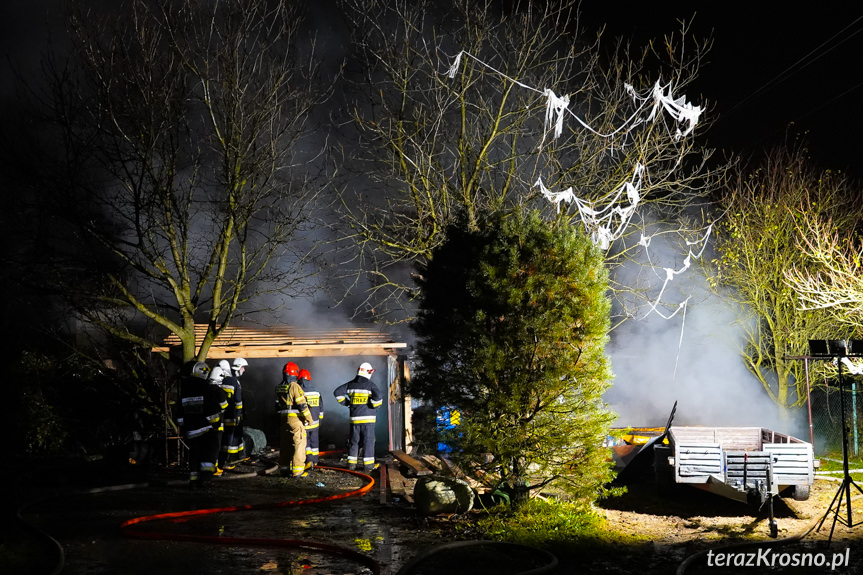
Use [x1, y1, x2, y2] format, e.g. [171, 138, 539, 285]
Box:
[391, 449, 433, 476]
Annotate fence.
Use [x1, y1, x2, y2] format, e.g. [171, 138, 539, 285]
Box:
[810, 383, 863, 458]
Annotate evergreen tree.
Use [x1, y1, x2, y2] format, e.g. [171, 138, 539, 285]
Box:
[411, 211, 615, 502]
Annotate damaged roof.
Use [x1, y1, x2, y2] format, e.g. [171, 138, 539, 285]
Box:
[151, 323, 408, 358]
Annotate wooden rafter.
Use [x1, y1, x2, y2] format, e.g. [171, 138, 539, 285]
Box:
[151, 323, 408, 358]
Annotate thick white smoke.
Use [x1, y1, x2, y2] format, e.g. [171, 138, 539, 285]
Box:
[604, 227, 807, 437]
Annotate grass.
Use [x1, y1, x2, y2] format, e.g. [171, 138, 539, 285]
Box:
[474, 496, 648, 551]
[816, 451, 863, 482]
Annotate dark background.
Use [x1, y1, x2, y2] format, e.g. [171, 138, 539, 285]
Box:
[4, 3, 862, 176]
[581, 4, 863, 177]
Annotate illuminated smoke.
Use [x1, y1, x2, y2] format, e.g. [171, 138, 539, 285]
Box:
[604, 227, 806, 437]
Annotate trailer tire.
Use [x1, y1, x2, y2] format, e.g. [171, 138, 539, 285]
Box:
[791, 484, 810, 501]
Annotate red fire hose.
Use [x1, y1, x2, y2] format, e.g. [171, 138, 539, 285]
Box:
[120, 464, 381, 574]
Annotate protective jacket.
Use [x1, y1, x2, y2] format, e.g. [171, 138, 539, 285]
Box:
[333, 375, 382, 424]
[301, 378, 324, 464]
[276, 375, 312, 476]
[178, 376, 226, 439]
[220, 375, 243, 428]
[302, 381, 323, 430]
[178, 375, 227, 482]
[276, 379, 313, 423]
[219, 374, 245, 468]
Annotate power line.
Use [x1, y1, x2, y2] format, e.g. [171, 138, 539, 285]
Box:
[722, 14, 863, 121]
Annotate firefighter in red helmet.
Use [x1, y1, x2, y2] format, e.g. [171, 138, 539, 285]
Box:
[299, 368, 323, 471]
[275, 361, 313, 477]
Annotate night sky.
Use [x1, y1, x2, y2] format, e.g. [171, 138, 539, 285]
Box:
[581, 4, 863, 177]
[3, 2, 862, 175]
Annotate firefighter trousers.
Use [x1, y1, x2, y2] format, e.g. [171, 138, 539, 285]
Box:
[279, 415, 307, 477]
[347, 422, 376, 471]
[305, 424, 320, 464]
[188, 430, 220, 483]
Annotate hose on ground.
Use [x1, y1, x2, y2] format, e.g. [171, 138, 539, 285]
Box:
[16, 453, 381, 575]
[120, 464, 381, 574]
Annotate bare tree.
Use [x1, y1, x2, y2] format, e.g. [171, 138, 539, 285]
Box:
[785, 199, 863, 333]
[708, 146, 860, 410]
[333, 0, 718, 321]
[40, 0, 328, 363]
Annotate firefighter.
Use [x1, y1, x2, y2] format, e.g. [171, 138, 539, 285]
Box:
[177, 361, 225, 486]
[299, 368, 323, 471]
[207, 366, 230, 476]
[333, 362, 382, 472]
[275, 361, 313, 477]
[218, 357, 248, 470]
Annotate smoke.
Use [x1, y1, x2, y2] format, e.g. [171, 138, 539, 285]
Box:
[604, 223, 807, 438]
[236, 346, 392, 455]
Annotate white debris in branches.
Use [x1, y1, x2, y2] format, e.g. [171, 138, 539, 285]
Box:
[640, 224, 713, 320]
[446, 51, 463, 79]
[626, 80, 704, 140]
[534, 164, 644, 250]
[443, 49, 709, 332]
[534, 179, 576, 213]
[543, 89, 570, 139]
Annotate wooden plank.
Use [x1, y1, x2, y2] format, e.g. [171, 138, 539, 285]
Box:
[387, 466, 414, 503]
[152, 323, 407, 358]
[391, 449, 432, 476]
[152, 343, 407, 357]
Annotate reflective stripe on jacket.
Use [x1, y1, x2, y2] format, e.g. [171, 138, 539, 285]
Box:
[333, 375, 382, 425]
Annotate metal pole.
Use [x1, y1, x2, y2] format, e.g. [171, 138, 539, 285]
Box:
[840, 361, 853, 527]
[854, 380, 859, 457]
[805, 358, 814, 446]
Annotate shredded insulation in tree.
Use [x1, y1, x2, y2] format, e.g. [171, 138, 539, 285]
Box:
[444, 48, 709, 344]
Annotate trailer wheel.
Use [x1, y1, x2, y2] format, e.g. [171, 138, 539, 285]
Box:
[791, 484, 810, 501]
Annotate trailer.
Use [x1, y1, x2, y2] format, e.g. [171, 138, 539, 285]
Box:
[610, 403, 817, 538]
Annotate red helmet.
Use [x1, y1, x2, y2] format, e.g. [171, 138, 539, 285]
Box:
[283, 361, 300, 376]
[298, 368, 311, 381]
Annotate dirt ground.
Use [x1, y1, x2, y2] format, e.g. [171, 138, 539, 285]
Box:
[8, 453, 863, 575]
[592, 476, 863, 574]
[602, 476, 852, 543]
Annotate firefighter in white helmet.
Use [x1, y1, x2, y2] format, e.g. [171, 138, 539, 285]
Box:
[218, 358, 248, 471]
[333, 362, 382, 472]
[177, 361, 225, 486]
[207, 366, 230, 476]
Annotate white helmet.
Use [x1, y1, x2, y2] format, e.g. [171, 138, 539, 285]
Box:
[219, 359, 231, 373]
[188, 361, 210, 380]
[358, 362, 375, 378]
[232, 357, 248, 375]
[209, 366, 227, 383]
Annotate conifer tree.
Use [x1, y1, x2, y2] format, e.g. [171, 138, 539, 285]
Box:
[411, 211, 615, 501]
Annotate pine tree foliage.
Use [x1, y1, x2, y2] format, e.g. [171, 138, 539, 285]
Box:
[411, 211, 615, 501]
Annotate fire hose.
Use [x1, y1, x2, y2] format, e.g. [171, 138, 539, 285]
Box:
[16, 454, 383, 575]
[119, 462, 381, 574]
